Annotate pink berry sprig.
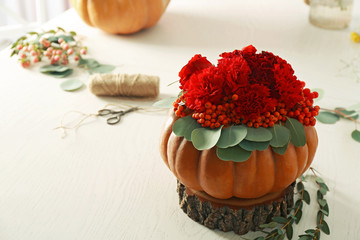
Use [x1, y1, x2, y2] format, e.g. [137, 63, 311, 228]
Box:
[10, 27, 87, 68]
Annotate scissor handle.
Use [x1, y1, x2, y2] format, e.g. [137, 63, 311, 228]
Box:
[106, 115, 121, 125]
[98, 109, 124, 116]
[98, 109, 112, 116]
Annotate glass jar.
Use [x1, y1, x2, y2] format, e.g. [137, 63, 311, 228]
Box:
[309, 0, 354, 29]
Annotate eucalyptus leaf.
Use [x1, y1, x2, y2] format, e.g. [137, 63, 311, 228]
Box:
[285, 117, 306, 147]
[216, 146, 252, 162]
[305, 229, 315, 235]
[351, 130, 360, 143]
[56, 34, 74, 43]
[47, 36, 59, 43]
[172, 116, 201, 141]
[318, 199, 327, 207]
[239, 139, 270, 151]
[298, 235, 312, 240]
[41, 69, 73, 78]
[303, 190, 310, 204]
[320, 182, 329, 192]
[272, 216, 288, 224]
[316, 111, 340, 124]
[335, 107, 359, 120]
[259, 222, 278, 229]
[78, 58, 100, 69]
[319, 187, 327, 195]
[297, 182, 304, 191]
[152, 97, 177, 108]
[91, 64, 116, 73]
[315, 177, 325, 184]
[245, 127, 272, 142]
[320, 208, 329, 216]
[317, 190, 323, 201]
[272, 141, 289, 155]
[319, 221, 330, 235]
[217, 125, 247, 148]
[295, 209, 302, 224]
[40, 65, 71, 73]
[322, 203, 329, 215]
[60, 79, 83, 91]
[269, 125, 290, 147]
[295, 199, 303, 210]
[192, 126, 222, 150]
[286, 224, 293, 240]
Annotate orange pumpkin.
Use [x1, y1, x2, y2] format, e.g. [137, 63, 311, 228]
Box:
[160, 112, 318, 200]
[70, 0, 170, 34]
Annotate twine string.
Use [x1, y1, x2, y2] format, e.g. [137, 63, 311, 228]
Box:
[89, 73, 160, 98]
[54, 104, 167, 137]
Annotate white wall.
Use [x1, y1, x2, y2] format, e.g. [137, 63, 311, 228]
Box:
[0, 0, 70, 49]
[0, 0, 70, 26]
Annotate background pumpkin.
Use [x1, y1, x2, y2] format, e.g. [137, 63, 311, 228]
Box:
[70, 0, 170, 34]
[160, 112, 318, 200]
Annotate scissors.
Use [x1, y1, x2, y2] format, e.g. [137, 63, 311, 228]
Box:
[98, 107, 139, 125]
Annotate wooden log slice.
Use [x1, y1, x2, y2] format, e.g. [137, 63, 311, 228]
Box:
[177, 180, 295, 235]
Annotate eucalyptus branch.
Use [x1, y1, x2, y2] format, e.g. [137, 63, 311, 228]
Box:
[321, 108, 360, 124]
[247, 168, 330, 240]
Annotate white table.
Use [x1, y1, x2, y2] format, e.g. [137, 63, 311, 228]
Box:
[0, 0, 360, 239]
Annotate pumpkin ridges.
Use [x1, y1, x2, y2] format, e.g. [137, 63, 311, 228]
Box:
[250, 149, 275, 198]
[175, 140, 202, 191]
[270, 144, 298, 193]
[232, 152, 258, 198]
[302, 127, 318, 173]
[89, 0, 142, 34]
[160, 112, 318, 199]
[198, 148, 234, 199]
[167, 132, 182, 180]
[294, 142, 309, 179]
[144, 0, 163, 28]
[160, 112, 178, 169]
[71, 0, 170, 34]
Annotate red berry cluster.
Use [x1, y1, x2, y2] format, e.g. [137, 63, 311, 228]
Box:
[286, 89, 319, 126]
[173, 97, 187, 118]
[173, 89, 320, 129]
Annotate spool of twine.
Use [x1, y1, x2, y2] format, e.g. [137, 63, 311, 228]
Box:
[89, 73, 160, 98]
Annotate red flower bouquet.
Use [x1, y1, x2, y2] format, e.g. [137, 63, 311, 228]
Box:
[173, 45, 319, 128]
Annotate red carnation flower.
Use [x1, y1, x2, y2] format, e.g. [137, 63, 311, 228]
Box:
[183, 66, 225, 111]
[178, 54, 212, 88]
[274, 58, 304, 108]
[234, 84, 277, 120]
[217, 55, 251, 95]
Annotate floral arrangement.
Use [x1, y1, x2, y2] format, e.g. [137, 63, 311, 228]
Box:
[170, 45, 320, 161]
[10, 27, 115, 78]
[11, 27, 86, 69]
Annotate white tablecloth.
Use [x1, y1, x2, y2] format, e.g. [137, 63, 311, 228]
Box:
[0, 0, 360, 239]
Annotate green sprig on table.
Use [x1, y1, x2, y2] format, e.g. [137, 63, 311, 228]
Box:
[241, 168, 330, 240]
[316, 104, 360, 143]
